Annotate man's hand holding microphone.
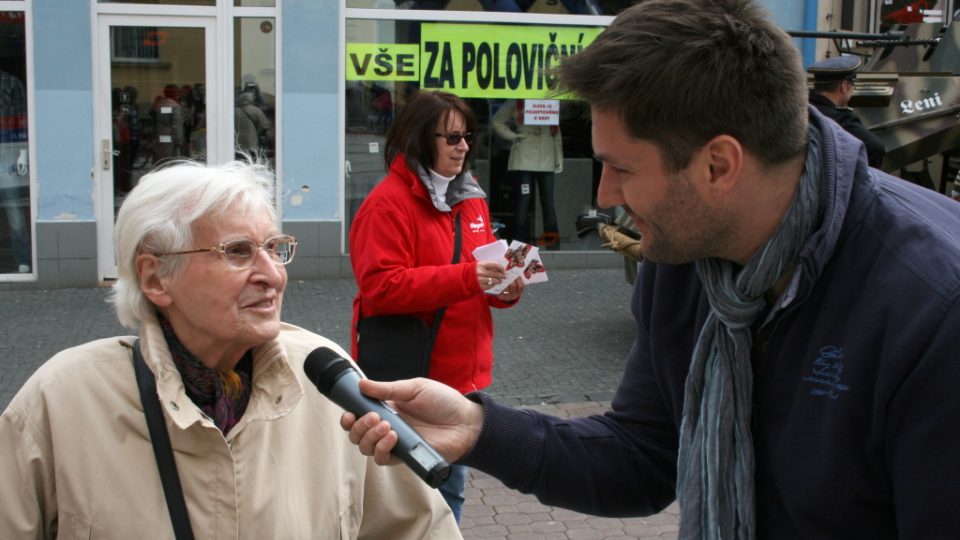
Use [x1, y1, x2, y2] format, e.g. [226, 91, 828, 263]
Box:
[339, 376, 483, 468]
[303, 346, 483, 486]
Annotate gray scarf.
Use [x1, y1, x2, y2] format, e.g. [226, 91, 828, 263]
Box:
[412, 161, 486, 213]
[676, 126, 824, 539]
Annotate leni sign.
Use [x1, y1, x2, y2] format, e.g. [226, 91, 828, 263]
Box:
[346, 23, 604, 99]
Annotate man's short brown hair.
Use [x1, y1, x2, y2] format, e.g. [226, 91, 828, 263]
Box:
[559, 0, 808, 171]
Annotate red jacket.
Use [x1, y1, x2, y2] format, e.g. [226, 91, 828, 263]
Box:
[349, 155, 516, 393]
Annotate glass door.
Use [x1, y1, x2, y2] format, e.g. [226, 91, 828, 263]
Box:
[95, 15, 218, 280]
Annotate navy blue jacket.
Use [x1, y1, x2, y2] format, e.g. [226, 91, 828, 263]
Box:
[463, 109, 960, 538]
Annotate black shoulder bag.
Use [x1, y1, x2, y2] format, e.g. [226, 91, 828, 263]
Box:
[132, 339, 195, 540]
[356, 213, 461, 381]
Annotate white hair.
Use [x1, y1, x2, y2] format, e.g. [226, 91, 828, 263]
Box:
[109, 159, 279, 329]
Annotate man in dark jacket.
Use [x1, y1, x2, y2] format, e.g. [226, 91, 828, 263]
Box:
[807, 55, 886, 168]
[342, 1, 960, 537]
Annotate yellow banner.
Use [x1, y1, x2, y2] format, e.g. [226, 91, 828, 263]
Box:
[420, 23, 603, 99]
[345, 23, 604, 99]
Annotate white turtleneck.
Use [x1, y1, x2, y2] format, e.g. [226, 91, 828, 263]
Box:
[428, 168, 455, 200]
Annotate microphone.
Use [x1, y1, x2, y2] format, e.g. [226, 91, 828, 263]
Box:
[303, 347, 451, 488]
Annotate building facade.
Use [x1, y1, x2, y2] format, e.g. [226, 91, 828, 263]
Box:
[0, 0, 951, 289]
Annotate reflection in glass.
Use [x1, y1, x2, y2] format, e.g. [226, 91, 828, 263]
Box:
[878, 0, 944, 33]
[110, 25, 206, 210]
[344, 18, 608, 252]
[348, 0, 615, 15]
[234, 18, 277, 165]
[99, 0, 215, 5]
[0, 11, 31, 274]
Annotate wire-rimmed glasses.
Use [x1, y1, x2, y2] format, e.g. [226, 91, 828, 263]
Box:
[154, 234, 298, 270]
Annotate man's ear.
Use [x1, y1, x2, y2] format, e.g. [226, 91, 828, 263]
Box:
[137, 253, 173, 308]
[700, 134, 743, 195]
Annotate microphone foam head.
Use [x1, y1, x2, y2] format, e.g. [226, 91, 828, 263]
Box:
[304, 347, 353, 396]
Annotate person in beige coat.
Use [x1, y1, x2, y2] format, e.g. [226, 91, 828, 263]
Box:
[491, 98, 563, 248]
[0, 159, 460, 539]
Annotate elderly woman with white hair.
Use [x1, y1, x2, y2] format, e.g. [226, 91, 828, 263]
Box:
[0, 159, 460, 539]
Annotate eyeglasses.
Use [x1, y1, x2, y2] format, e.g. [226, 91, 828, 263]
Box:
[154, 234, 298, 270]
[435, 132, 474, 146]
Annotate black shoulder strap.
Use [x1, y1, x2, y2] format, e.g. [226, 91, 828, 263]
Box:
[132, 339, 196, 540]
[429, 212, 462, 338]
[451, 211, 462, 265]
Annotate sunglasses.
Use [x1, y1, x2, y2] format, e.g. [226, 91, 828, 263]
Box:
[435, 132, 474, 146]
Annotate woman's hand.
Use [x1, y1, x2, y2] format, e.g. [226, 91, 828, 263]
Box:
[497, 276, 524, 302]
[476, 261, 507, 291]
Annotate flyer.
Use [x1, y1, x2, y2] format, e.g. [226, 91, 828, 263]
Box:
[472, 239, 548, 294]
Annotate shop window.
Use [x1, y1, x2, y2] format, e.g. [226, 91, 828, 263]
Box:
[99, 0, 274, 5]
[346, 0, 633, 15]
[98, 0, 216, 6]
[345, 18, 611, 252]
[111, 27, 162, 63]
[233, 17, 277, 166]
[0, 10, 31, 274]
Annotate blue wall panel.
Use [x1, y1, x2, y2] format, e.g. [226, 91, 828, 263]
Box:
[34, 1, 94, 221]
[279, 93, 341, 221]
[281, 0, 340, 221]
[35, 90, 95, 220]
[762, 0, 818, 66]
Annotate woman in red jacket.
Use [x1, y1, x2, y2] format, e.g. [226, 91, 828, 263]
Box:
[349, 91, 524, 521]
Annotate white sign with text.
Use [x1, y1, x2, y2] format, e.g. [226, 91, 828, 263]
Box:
[523, 99, 560, 126]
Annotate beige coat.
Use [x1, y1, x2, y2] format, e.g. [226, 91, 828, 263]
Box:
[0, 315, 460, 539]
[491, 99, 563, 173]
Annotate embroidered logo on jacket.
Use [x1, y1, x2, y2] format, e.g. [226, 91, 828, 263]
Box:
[469, 215, 486, 234]
[802, 345, 850, 400]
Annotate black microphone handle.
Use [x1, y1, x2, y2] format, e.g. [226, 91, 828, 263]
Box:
[327, 367, 451, 488]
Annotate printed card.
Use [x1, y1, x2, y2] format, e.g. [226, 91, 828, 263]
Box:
[472, 239, 508, 263]
[472, 239, 548, 295]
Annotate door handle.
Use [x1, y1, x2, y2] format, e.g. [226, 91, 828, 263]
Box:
[102, 139, 111, 170]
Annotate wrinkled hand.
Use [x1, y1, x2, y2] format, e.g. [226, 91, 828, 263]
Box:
[476, 260, 507, 291]
[340, 377, 483, 465]
[497, 276, 524, 302]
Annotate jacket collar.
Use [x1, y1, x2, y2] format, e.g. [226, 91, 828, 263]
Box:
[808, 91, 844, 111]
[389, 154, 486, 212]
[138, 311, 302, 438]
[788, 106, 865, 303]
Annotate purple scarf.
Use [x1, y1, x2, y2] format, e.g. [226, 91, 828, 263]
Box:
[159, 317, 253, 435]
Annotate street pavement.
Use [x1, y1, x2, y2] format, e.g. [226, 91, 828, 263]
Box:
[0, 268, 679, 539]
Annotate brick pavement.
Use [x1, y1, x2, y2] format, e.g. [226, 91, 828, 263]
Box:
[0, 268, 680, 538]
[461, 401, 679, 540]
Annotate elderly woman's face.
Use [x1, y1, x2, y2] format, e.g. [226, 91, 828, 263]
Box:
[433, 111, 470, 177]
[156, 203, 287, 369]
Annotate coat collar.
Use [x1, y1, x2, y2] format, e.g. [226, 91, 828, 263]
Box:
[137, 311, 302, 439]
[788, 106, 865, 304]
[389, 154, 486, 212]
